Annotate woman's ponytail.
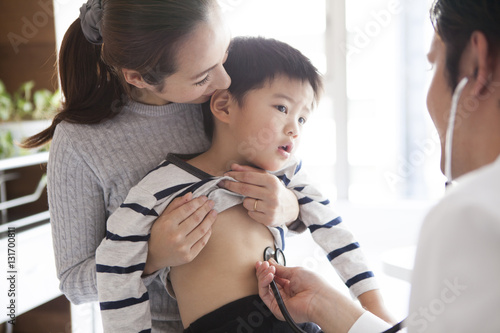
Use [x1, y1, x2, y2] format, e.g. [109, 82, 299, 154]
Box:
[22, 0, 215, 149]
[22, 18, 122, 148]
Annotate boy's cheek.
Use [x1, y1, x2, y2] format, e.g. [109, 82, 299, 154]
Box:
[268, 115, 285, 130]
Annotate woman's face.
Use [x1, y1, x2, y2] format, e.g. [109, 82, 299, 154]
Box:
[137, 5, 231, 105]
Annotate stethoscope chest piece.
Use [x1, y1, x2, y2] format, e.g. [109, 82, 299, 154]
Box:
[263, 246, 286, 266]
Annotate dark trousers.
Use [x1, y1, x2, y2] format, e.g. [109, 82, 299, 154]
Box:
[184, 295, 321, 333]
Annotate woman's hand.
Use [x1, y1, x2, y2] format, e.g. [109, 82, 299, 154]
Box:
[143, 192, 217, 275]
[220, 164, 299, 227]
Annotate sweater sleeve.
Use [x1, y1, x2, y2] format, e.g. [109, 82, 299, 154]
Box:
[279, 159, 378, 298]
[48, 126, 105, 304]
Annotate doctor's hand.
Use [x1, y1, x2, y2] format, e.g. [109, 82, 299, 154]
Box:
[255, 260, 365, 333]
[143, 192, 217, 275]
[220, 163, 299, 227]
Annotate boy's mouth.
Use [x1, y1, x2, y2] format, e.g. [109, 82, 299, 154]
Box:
[278, 143, 293, 154]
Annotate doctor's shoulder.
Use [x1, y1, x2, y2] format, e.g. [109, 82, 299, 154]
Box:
[417, 156, 500, 252]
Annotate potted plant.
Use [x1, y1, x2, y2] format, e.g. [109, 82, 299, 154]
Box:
[0, 80, 60, 159]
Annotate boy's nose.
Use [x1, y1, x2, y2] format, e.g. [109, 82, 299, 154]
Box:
[285, 123, 299, 138]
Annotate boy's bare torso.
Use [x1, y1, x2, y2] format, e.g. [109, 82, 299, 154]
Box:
[169, 204, 274, 328]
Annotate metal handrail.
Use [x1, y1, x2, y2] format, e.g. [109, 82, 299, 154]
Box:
[0, 174, 47, 211]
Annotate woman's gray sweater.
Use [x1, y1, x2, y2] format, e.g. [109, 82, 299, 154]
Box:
[48, 100, 210, 331]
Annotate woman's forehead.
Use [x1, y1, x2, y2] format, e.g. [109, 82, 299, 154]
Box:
[174, 7, 230, 79]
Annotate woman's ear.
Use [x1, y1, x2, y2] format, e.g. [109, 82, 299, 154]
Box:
[210, 90, 234, 123]
[122, 68, 147, 88]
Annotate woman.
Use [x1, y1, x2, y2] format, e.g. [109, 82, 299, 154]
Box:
[23, 0, 300, 331]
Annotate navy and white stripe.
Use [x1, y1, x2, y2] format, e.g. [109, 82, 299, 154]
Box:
[271, 157, 377, 295]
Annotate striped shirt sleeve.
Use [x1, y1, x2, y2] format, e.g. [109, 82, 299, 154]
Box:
[96, 184, 166, 333]
[275, 158, 378, 298]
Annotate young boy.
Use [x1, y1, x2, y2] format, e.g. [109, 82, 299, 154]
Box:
[96, 37, 392, 332]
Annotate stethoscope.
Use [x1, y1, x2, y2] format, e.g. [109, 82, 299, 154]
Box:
[263, 247, 406, 333]
[263, 246, 308, 333]
[445, 76, 469, 188]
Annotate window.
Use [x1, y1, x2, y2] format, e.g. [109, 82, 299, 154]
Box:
[222, 1, 440, 316]
[222, 0, 443, 203]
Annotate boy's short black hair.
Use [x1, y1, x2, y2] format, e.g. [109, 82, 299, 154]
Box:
[224, 36, 323, 106]
[203, 36, 323, 139]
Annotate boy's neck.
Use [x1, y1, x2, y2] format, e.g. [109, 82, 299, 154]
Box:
[187, 140, 245, 177]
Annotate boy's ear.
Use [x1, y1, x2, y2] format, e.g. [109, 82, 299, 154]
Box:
[210, 90, 234, 123]
[122, 68, 147, 88]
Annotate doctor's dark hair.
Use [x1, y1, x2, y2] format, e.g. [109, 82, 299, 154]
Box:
[22, 0, 215, 148]
[430, 0, 500, 90]
[203, 36, 323, 139]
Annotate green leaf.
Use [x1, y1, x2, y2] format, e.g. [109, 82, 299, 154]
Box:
[0, 130, 15, 159]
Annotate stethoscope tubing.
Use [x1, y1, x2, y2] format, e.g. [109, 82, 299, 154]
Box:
[269, 279, 308, 333]
[264, 247, 307, 332]
[445, 77, 469, 187]
[381, 320, 405, 333]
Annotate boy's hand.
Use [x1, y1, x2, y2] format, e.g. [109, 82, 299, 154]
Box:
[220, 163, 299, 227]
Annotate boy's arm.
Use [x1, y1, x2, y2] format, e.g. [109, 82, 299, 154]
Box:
[96, 185, 158, 333]
[358, 289, 398, 324]
[278, 158, 394, 323]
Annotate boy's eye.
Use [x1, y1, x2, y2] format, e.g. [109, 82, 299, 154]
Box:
[299, 117, 307, 125]
[275, 105, 287, 113]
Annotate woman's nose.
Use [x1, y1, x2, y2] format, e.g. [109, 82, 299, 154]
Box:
[212, 65, 231, 90]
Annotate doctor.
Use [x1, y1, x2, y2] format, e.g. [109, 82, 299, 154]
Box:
[256, 0, 500, 332]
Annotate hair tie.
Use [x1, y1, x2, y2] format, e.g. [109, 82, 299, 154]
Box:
[79, 0, 103, 45]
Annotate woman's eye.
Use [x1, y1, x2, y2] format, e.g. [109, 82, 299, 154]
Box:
[195, 75, 210, 87]
[275, 105, 287, 113]
[299, 117, 307, 125]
